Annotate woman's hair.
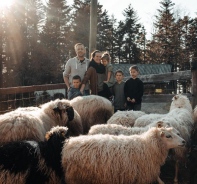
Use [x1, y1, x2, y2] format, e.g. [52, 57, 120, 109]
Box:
[101, 52, 111, 62]
[91, 50, 101, 60]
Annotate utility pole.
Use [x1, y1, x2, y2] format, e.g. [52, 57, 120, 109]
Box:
[89, 0, 97, 58]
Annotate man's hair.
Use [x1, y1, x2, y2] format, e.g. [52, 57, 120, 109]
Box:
[115, 69, 124, 76]
[72, 75, 81, 81]
[74, 43, 85, 50]
[129, 65, 139, 72]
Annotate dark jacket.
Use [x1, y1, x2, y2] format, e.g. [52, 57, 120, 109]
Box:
[124, 77, 144, 104]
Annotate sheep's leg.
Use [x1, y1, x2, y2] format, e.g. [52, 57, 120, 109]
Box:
[157, 176, 165, 184]
[174, 160, 179, 183]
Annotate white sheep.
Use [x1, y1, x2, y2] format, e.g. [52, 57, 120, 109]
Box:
[107, 110, 146, 127]
[62, 127, 185, 184]
[70, 95, 113, 134]
[134, 94, 194, 183]
[88, 121, 171, 136]
[0, 99, 83, 144]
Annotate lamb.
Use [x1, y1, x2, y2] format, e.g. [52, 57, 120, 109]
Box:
[107, 110, 146, 127]
[88, 121, 171, 135]
[62, 126, 185, 184]
[0, 126, 70, 184]
[0, 99, 83, 144]
[70, 95, 113, 134]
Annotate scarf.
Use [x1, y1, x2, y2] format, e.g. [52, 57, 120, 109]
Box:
[88, 59, 105, 74]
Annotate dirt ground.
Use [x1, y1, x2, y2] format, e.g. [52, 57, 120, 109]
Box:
[157, 160, 190, 184]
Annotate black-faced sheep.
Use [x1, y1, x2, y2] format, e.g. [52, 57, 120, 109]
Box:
[107, 110, 146, 127]
[0, 99, 82, 144]
[0, 126, 69, 184]
[62, 127, 185, 184]
[70, 95, 113, 134]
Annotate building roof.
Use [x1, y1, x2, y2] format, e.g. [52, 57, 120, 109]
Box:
[112, 64, 172, 77]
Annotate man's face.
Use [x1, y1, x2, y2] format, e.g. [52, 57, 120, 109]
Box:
[72, 79, 81, 88]
[75, 45, 86, 58]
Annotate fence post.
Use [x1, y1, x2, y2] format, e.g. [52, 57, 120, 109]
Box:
[191, 60, 197, 108]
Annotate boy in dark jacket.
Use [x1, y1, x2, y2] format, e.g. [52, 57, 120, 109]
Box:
[124, 65, 144, 111]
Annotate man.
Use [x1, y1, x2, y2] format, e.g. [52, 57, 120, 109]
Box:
[63, 43, 90, 96]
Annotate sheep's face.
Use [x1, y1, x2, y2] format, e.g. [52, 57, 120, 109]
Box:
[159, 127, 185, 149]
[171, 94, 190, 109]
[53, 101, 74, 122]
[45, 126, 69, 141]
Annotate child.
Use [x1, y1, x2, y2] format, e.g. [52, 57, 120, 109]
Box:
[112, 70, 126, 112]
[101, 52, 115, 100]
[124, 65, 144, 111]
[68, 75, 82, 100]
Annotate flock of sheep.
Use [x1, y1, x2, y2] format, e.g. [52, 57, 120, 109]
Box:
[0, 94, 196, 184]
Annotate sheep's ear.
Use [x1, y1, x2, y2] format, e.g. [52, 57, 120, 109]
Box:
[157, 121, 163, 128]
[174, 95, 179, 100]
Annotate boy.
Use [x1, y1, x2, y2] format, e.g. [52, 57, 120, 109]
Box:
[112, 70, 126, 112]
[124, 65, 144, 111]
[68, 75, 82, 100]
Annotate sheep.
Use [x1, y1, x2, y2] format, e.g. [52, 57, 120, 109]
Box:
[134, 94, 194, 183]
[88, 121, 171, 136]
[0, 126, 70, 184]
[134, 94, 193, 127]
[193, 105, 197, 124]
[70, 95, 113, 134]
[107, 110, 146, 127]
[62, 126, 185, 184]
[0, 99, 83, 144]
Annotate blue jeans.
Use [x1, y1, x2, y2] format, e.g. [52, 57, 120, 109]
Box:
[68, 87, 82, 100]
[83, 90, 90, 96]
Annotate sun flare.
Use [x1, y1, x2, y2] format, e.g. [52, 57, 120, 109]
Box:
[0, 0, 14, 8]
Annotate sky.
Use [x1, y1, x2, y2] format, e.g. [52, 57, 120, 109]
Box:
[43, 0, 197, 39]
[96, 0, 197, 39]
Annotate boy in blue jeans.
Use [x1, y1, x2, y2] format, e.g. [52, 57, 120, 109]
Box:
[68, 75, 82, 100]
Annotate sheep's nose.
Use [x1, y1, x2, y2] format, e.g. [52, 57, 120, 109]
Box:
[182, 140, 186, 144]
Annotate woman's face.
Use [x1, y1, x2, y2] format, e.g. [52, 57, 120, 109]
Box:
[93, 52, 102, 64]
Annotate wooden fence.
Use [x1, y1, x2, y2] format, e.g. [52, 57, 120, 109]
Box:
[0, 70, 196, 114]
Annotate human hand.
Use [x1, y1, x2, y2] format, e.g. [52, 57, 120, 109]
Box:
[131, 98, 135, 103]
[80, 89, 84, 95]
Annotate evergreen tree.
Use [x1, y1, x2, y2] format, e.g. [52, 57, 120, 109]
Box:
[121, 4, 142, 64]
[152, 0, 175, 66]
[40, 0, 71, 84]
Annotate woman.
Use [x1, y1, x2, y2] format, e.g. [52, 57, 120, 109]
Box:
[80, 50, 111, 98]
